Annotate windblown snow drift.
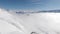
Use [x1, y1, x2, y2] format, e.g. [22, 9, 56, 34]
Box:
[0, 9, 60, 34]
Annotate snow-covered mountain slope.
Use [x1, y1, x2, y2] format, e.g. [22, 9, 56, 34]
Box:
[0, 9, 60, 34]
[0, 9, 28, 34]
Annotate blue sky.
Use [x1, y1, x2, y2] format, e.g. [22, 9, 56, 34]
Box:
[0, 0, 60, 11]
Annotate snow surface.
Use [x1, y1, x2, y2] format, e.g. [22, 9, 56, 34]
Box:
[0, 9, 60, 34]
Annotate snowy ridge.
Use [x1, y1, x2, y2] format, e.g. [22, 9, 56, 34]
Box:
[0, 9, 28, 34]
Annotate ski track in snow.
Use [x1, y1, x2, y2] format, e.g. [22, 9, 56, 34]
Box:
[0, 9, 60, 34]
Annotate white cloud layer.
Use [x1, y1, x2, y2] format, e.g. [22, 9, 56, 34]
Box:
[0, 8, 60, 34]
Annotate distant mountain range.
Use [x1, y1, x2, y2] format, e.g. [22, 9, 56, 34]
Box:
[16, 10, 60, 14]
[38, 10, 60, 13]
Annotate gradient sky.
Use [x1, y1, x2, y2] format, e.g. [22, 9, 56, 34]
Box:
[0, 0, 60, 11]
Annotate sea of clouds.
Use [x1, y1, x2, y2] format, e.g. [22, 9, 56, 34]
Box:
[0, 8, 60, 34]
